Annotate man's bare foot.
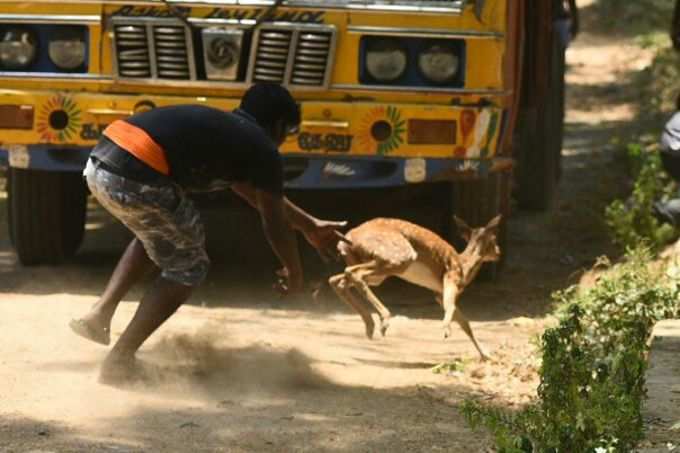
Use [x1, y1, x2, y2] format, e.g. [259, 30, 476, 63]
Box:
[98, 352, 139, 386]
[69, 318, 111, 346]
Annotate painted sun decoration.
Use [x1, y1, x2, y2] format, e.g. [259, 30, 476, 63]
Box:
[36, 95, 82, 143]
[358, 106, 405, 155]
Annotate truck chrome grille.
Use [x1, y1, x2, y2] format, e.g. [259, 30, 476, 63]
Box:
[291, 32, 332, 85]
[250, 25, 335, 88]
[153, 25, 191, 79]
[113, 18, 195, 80]
[112, 18, 336, 88]
[252, 30, 292, 83]
[114, 24, 151, 78]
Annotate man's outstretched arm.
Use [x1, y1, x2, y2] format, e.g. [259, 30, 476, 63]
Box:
[232, 182, 321, 231]
[231, 182, 348, 260]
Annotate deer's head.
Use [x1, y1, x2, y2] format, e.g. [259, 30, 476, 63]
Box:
[454, 215, 502, 263]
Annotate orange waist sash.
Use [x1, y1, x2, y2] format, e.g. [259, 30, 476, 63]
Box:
[103, 120, 170, 176]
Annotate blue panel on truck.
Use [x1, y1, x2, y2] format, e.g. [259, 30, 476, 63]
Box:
[283, 155, 494, 189]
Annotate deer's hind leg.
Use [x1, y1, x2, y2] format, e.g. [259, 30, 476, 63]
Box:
[329, 273, 377, 339]
[342, 229, 416, 337]
[442, 272, 491, 361]
[344, 261, 403, 337]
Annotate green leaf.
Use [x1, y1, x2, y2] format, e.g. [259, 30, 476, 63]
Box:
[431, 360, 466, 374]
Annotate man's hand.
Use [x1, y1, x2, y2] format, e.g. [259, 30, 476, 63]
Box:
[302, 219, 350, 262]
[254, 189, 305, 297]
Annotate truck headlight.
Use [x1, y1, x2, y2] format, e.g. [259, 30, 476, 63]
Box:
[0, 28, 37, 70]
[365, 38, 407, 82]
[202, 28, 243, 81]
[418, 44, 459, 83]
[49, 34, 85, 70]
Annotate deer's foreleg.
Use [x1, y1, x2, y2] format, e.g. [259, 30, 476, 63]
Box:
[329, 273, 376, 339]
[442, 272, 491, 361]
[441, 277, 459, 339]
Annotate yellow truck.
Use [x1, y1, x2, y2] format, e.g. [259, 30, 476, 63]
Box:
[0, 0, 570, 265]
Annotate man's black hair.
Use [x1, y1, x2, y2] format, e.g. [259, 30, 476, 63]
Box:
[240, 83, 301, 131]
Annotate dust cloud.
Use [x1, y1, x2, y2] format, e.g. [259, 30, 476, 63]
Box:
[124, 322, 331, 398]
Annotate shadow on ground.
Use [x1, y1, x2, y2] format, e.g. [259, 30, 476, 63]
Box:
[7, 343, 487, 452]
[0, 416, 143, 453]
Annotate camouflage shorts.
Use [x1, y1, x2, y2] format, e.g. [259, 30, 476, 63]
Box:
[83, 158, 209, 286]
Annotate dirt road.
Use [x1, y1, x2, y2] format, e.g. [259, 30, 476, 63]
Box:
[0, 3, 655, 451]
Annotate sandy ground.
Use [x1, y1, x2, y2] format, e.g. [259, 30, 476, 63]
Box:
[0, 3, 660, 452]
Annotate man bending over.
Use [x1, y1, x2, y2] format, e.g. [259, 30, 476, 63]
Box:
[70, 84, 345, 383]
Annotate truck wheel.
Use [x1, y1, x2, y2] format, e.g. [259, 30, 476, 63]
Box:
[8, 168, 87, 265]
[447, 171, 511, 279]
[515, 32, 565, 211]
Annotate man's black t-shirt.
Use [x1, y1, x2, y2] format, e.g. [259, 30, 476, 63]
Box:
[91, 105, 283, 194]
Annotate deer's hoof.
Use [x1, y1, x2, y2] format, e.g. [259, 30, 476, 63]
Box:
[479, 352, 493, 362]
[364, 321, 376, 340]
[443, 326, 452, 339]
[380, 319, 390, 337]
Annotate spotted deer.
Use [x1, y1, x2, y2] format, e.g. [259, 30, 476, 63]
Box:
[329, 215, 501, 361]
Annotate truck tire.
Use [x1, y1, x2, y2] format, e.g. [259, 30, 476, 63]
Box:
[8, 168, 87, 265]
[515, 32, 565, 211]
[447, 171, 512, 279]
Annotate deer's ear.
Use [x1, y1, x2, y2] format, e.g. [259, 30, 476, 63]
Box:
[454, 215, 473, 241]
[486, 215, 502, 231]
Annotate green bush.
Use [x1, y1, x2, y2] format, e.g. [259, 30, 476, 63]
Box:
[605, 143, 677, 251]
[462, 249, 680, 452]
[462, 4, 680, 449]
[591, 0, 675, 37]
[636, 47, 680, 118]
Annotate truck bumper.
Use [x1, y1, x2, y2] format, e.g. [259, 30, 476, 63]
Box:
[1, 143, 512, 189]
[0, 89, 511, 187]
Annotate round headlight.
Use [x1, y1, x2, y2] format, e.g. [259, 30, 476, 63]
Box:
[0, 28, 37, 70]
[418, 44, 459, 84]
[365, 38, 407, 83]
[49, 37, 85, 70]
[207, 37, 239, 69]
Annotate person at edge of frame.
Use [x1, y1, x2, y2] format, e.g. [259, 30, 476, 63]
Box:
[555, 0, 580, 47]
[671, 0, 680, 51]
[652, 93, 680, 227]
[69, 83, 348, 384]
